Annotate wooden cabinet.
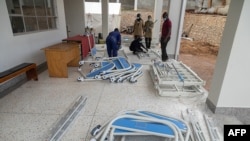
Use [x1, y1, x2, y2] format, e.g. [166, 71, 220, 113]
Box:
[62, 35, 94, 59]
[42, 43, 80, 78]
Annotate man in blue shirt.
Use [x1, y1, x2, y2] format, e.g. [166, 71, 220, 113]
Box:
[106, 28, 121, 57]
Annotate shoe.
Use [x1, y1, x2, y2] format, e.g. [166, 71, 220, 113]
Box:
[162, 57, 169, 62]
[161, 56, 168, 62]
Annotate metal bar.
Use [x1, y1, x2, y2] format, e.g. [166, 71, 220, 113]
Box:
[172, 63, 184, 82]
[48, 96, 87, 141]
[129, 70, 143, 83]
[181, 111, 194, 141]
[204, 115, 220, 141]
[179, 62, 205, 85]
[150, 49, 161, 58]
[187, 109, 206, 141]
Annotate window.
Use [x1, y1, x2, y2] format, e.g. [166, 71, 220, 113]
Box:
[6, 0, 57, 34]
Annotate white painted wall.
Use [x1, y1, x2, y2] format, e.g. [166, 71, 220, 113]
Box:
[208, 0, 250, 107]
[0, 0, 67, 72]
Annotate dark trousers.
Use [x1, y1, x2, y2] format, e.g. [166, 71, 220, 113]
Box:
[106, 38, 118, 57]
[145, 37, 152, 49]
[160, 37, 170, 61]
[134, 46, 143, 53]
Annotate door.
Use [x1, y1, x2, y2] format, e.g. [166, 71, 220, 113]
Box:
[64, 0, 85, 37]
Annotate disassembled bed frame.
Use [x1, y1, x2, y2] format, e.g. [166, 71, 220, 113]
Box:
[90, 110, 191, 141]
[77, 57, 143, 83]
[150, 59, 207, 97]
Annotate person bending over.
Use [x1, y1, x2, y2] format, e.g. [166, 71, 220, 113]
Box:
[129, 37, 148, 55]
[106, 28, 121, 57]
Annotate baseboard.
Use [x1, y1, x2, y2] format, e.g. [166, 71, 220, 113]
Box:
[206, 98, 217, 113]
[206, 98, 250, 124]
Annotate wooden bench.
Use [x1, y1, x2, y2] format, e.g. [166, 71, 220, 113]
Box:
[0, 63, 38, 83]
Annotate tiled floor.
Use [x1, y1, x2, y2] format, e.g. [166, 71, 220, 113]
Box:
[0, 47, 242, 141]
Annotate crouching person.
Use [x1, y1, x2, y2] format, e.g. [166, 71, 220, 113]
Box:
[106, 28, 121, 57]
[129, 37, 148, 55]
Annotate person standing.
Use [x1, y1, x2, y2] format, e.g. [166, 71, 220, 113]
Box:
[106, 28, 121, 57]
[133, 13, 144, 39]
[160, 12, 172, 62]
[144, 15, 154, 49]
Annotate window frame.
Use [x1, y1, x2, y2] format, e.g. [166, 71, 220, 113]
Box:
[6, 0, 58, 35]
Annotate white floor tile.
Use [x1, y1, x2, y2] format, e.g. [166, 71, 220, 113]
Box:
[0, 57, 242, 141]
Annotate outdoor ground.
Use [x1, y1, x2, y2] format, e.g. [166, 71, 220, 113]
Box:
[179, 44, 218, 91]
[121, 11, 225, 91]
[179, 12, 225, 91]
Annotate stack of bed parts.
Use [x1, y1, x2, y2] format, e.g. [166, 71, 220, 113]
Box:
[77, 57, 143, 83]
[90, 110, 191, 141]
[150, 59, 207, 97]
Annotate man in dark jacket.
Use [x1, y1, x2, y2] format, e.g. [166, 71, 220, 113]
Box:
[129, 37, 148, 54]
[106, 28, 121, 57]
[133, 13, 144, 39]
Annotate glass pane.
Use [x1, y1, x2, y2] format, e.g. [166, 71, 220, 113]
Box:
[24, 17, 38, 32]
[37, 17, 48, 30]
[22, 0, 36, 16]
[48, 17, 56, 29]
[46, 0, 55, 16]
[35, 0, 46, 16]
[6, 0, 22, 14]
[10, 16, 25, 33]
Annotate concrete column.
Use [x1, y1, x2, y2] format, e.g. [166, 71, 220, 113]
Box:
[20, 0, 24, 6]
[134, 0, 138, 11]
[101, 0, 109, 39]
[152, 0, 163, 44]
[167, 0, 186, 59]
[207, 0, 250, 123]
[47, 0, 50, 7]
[170, 0, 187, 59]
[83, 0, 86, 30]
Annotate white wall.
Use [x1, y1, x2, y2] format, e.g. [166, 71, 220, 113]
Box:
[0, 0, 67, 72]
[208, 0, 250, 108]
